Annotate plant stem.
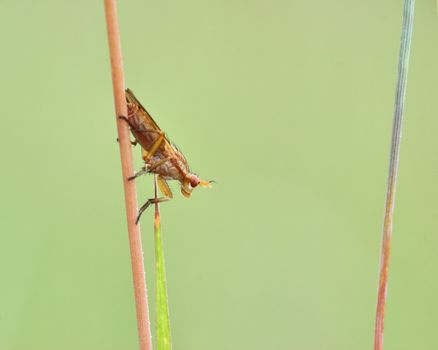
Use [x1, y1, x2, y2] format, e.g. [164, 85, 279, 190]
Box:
[154, 175, 172, 350]
[104, 1, 153, 349]
[373, 1, 415, 349]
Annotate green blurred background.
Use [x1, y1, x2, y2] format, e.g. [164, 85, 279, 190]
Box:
[1, 1, 437, 349]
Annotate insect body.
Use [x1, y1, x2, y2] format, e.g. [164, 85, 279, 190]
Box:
[123, 88, 211, 223]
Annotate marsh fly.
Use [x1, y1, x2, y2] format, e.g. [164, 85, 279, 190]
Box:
[121, 88, 212, 223]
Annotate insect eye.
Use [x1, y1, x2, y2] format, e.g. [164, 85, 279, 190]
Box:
[190, 177, 200, 188]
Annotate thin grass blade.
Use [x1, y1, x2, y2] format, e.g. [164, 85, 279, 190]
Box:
[154, 175, 172, 350]
[374, 1, 415, 349]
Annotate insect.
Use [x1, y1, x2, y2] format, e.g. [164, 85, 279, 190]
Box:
[122, 88, 212, 223]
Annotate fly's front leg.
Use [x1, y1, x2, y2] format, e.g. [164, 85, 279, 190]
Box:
[136, 197, 171, 224]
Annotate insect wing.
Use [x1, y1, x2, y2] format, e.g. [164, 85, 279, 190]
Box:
[126, 89, 161, 131]
[125, 89, 176, 160]
[126, 89, 178, 157]
[125, 88, 192, 182]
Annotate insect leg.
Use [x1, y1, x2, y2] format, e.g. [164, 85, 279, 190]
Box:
[157, 176, 173, 198]
[147, 156, 172, 171]
[141, 132, 165, 163]
[116, 137, 137, 146]
[128, 167, 148, 181]
[128, 156, 172, 181]
[116, 116, 138, 145]
[119, 103, 139, 121]
[136, 197, 171, 224]
[118, 115, 130, 124]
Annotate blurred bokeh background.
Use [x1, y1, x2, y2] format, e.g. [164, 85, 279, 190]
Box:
[0, 1, 437, 349]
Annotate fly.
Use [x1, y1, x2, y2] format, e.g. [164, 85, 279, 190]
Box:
[121, 88, 212, 223]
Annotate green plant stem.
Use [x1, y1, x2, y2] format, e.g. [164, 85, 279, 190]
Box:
[104, 1, 153, 349]
[374, 1, 415, 349]
[154, 175, 172, 350]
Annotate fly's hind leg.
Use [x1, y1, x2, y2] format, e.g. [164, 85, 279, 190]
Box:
[127, 132, 166, 181]
[118, 115, 130, 123]
[141, 131, 165, 163]
[119, 103, 139, 122]
[118, 102, 138, 126]
[136, 196, 170, 224]
[116, 115, 138, 145]
[116, 137, 137, 146]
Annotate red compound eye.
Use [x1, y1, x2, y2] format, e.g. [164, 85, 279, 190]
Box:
[190, 176, 200, 188]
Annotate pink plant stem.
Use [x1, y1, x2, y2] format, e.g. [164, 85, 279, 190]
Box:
[104, 1, 152, 349]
